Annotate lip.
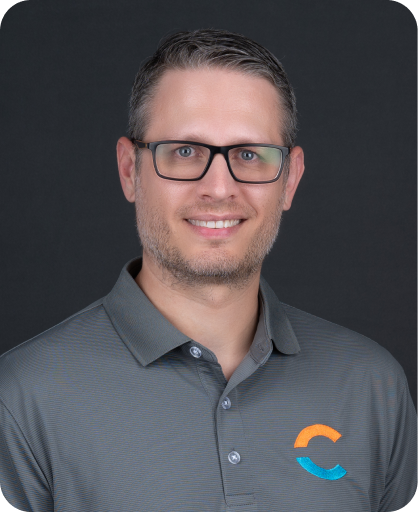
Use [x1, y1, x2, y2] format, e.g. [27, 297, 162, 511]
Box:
[185, 218, 245, 239]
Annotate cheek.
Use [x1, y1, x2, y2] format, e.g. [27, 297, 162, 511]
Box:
[136, 168, 166, 207]
[244, 187, 282, 220]
[137, 179, 187, 227]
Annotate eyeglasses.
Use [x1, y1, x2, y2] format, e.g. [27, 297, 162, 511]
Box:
[131, 139, 290, 184]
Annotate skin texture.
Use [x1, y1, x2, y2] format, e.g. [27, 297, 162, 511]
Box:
[117, 68, 305, 380]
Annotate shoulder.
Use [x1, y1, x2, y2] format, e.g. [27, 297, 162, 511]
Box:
[281, 301, 409, 389]
[0, 297, 111, 402]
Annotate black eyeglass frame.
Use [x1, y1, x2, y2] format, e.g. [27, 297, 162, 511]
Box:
[131, 139, 291, 184]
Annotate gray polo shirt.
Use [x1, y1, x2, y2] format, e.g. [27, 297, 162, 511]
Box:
[0, 258, 416, 512]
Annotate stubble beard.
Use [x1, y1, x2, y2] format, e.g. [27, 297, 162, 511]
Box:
[134, 173, 286, 290]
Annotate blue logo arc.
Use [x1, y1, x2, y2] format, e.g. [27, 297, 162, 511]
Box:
[296, 457, 347, 480]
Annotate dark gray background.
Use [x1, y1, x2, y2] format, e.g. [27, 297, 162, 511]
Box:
[0, 0, 416, 406]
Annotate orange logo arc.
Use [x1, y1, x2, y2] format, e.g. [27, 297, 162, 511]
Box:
[294, 424, 342, 448]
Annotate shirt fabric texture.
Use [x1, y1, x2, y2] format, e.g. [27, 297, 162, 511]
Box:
[0, 257, 416, 512]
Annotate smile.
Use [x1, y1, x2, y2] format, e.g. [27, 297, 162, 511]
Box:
[187, 219, 242, 229]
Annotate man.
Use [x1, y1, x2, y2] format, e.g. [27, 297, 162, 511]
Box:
[0, 29, 416, 512]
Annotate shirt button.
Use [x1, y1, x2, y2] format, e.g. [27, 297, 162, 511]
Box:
[221, 397, 231, 409]
[228, 451, 241, 464]
[190, 346, 202, 358]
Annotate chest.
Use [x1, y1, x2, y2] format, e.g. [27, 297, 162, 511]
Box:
[47, 361, 378, 512]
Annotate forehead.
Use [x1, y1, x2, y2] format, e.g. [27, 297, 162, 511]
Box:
[146, 67, 283, 144]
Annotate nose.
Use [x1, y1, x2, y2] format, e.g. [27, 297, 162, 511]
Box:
[194, 153, 240, 201]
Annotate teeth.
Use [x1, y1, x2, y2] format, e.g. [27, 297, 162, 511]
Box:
[188, 219, 241, 229]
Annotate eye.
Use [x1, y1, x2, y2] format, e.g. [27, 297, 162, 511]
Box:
[177, 146, 194, 157]
[240, 150, 256, 161]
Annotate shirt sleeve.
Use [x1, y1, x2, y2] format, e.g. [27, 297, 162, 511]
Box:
[0, 398, 53, 512]
[378, 382, 417, 512]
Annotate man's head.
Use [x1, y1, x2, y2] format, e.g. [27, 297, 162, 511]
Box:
[117, 29, 304, 289]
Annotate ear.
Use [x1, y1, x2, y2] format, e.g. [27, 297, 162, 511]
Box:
[282, 146, 305, 211]
[117, 137, 137, 203]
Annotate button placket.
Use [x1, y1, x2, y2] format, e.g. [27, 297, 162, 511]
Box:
[193, 346, 260, 511]
[216, 387, 256, 510]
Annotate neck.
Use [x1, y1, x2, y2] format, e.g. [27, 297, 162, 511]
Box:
[135, 252, 261, 380]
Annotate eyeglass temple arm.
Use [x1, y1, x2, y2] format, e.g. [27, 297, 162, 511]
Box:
[131, 139, 148, 149]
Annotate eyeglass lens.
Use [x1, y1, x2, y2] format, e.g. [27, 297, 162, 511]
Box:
[155, 143, 283, 182]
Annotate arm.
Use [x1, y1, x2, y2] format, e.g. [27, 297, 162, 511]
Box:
[0, 398, 53, 512]
[378, 382, 417, 512]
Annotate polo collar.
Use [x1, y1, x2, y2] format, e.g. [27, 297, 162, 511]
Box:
[103, 257, 300, 366]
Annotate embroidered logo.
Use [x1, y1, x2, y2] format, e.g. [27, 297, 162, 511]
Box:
[294, 424, 347, 480]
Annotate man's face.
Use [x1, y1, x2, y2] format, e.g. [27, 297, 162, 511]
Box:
[119, 67, 304, 288]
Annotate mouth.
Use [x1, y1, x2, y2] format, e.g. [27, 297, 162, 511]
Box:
[187, 219, 242, 229]
[185, 217, 245, 239]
